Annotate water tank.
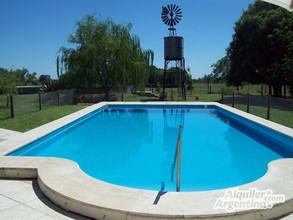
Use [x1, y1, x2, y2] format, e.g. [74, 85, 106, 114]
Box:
[164, 36, 184, 60]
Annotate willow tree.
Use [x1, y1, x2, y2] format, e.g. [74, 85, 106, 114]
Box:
[57, 15, 154, 100]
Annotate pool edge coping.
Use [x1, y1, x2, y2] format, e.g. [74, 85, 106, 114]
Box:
[1, 102, 293, 219]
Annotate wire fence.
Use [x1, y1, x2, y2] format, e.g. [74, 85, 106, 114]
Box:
[0, 89, 121, 119]
[1, 89, 293, 129]
[222, 92, 293, 128]
[0, 94, 10, 119]
[0, 90, 75, 119]
[13, 94, 39, 116]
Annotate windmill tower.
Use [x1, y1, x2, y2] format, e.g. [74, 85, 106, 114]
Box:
[161, 4, 186, 100]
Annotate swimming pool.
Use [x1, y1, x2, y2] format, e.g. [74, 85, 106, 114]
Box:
[8, 104, 293, 192]
[1, 102, 293, 219]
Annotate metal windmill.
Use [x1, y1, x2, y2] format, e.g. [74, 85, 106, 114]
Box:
[161, 4, 186, 100]
[161, 4, 182, 36]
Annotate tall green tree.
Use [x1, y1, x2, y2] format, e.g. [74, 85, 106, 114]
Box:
[57, 15, 154, 100]
[224, 0, 293, 97]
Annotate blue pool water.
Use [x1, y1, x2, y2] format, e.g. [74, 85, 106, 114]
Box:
[9, 105, 293, 192]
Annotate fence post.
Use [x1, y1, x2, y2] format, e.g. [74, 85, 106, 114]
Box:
[221, 91, 224, 104]
[121, 87, 124, 102]
[247, 93, 250, 113]
[57, 90, 60, 107]
[232, 91, 235, 108]
[10, 94, 14, 118]
[39, 92, 42, 111]
[72, 89, 76, 104]
[6, 94, 9, 108]
[267, 96, 271, 120]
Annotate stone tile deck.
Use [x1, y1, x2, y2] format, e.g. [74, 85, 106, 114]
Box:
[0, 128, 21, 143]
[0, 179, 92, 220]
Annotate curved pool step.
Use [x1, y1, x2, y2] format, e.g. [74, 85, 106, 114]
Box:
[0, 156, 292, 220]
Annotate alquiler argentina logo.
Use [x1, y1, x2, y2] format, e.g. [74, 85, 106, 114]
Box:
[213, 188, 285, 212]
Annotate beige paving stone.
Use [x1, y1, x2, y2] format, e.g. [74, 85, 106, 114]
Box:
[0, 178, 93, 219]
[0, 180, 43, 203]
[0, 179, 33, 193]
[40, 210, 94, 220]
[24, 196, 63, 215]
[0, 194, 19, 211]
[0, 204, 46, 220]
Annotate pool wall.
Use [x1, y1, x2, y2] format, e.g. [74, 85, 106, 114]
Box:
[0, 102, 293, 219]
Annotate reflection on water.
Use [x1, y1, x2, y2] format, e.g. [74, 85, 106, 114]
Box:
[163, 108, 186, 151]
[210, 109, 285, 186]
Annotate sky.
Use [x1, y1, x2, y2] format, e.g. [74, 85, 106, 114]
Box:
[0, 0, 256, 79]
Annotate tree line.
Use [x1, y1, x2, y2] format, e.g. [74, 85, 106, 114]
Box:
[0, 67, 53, 95]
[212, 0, 293, 97]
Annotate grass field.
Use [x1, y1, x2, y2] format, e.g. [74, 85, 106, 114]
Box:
[0, 83, 293, 132]
[0, 105, 85, 132]
[232, 104, 293, 128]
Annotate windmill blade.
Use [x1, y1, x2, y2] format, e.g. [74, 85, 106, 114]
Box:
[175, 6, 181, 12]
[161, 12, 168, 17]
[171, 4, 175, 11]
[162, 19, 169, 25]
[174, 17, 180, 24]
[162, 18, 168, 24]
[167, 4, 172, 11]
[175, 17, 181, 23]
[162, 7, 168, 15]
[161, 14, 168, 21]
[161, 15, 168, 20]
[162, 17, 169, 24]
[161, 14, 168, 20]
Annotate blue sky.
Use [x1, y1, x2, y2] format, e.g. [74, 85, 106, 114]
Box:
[0, 0, 255, 79]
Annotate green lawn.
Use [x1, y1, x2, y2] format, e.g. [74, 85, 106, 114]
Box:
[0, 105, 85, 132]
[1, 84, 293, 132]
[233, 104, 293, 128]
